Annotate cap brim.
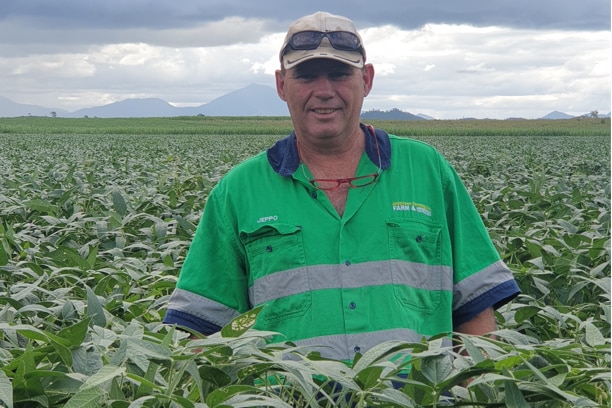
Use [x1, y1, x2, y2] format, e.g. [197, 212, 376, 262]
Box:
[282, 48, 364, 69]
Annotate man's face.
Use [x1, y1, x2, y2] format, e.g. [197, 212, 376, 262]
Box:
[275, 59, 374, 145]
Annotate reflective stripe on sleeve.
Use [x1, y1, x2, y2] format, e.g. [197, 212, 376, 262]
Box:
[452, 260, 517, 311]
[166, 288, 241, 328]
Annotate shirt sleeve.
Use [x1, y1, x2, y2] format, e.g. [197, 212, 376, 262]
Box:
[440, 157, 520, 327]
[163, 183, 249, 333]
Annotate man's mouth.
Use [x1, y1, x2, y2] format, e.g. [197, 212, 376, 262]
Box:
[313, 108, 337, 114]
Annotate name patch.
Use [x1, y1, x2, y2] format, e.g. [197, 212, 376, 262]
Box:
[257, 215, 279, 223]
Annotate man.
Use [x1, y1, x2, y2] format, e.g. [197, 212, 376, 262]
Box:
[163, 11, 520, 361]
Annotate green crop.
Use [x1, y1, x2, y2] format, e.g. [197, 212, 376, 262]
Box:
[0, 117, 609, 407]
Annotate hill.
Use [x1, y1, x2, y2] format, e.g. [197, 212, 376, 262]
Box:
[361, 108, 424, 120]
[67, 84, 289, 118]
[0, 96, 69, 117]
[70, 98, 181, 118]
[0, 84, 289, 118]
[185, 84, 289, 116]
[542, 110, 575, 119]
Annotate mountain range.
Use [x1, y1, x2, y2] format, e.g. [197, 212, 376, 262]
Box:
[0, 84, 609, 120]
[0, 84, 290, 118]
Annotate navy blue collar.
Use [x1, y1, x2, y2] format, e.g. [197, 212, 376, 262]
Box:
[267, 123, 391, 176]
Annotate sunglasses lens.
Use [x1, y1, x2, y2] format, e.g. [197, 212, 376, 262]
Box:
[327, 32, 361, 50]
[289, 31, 361, 51]
[290, 31, 324, 50]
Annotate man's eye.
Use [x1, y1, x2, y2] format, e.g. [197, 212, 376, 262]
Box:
[297, 74, 316, 81]
[330, 71, 351, 79]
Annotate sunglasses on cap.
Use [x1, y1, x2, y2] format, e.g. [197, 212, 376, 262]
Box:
[287, 31, 362, 53]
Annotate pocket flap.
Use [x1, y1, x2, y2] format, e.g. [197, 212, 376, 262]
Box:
[240, 223, 301, 244]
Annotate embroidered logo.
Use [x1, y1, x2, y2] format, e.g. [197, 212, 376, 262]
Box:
[392, 201, 432, 217]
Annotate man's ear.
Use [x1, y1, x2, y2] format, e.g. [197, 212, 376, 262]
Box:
[362, 63, 375, 97]
[275, 70, 287, 101]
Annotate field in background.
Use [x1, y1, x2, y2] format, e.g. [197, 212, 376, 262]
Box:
[0, 115, 610, 136]
[0, 117, 609, 407]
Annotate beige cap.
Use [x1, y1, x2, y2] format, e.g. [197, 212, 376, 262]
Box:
[279, 11, 366, 69]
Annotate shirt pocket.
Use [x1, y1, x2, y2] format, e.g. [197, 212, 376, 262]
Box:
[240, 224, 305, 279]
[240, 224, 310, 321]
[386, 219, 443, 312]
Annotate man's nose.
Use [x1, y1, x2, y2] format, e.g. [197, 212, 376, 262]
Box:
[312, 75, 334, 97]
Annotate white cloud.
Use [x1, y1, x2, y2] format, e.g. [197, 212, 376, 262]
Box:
[359, 24, 610, 118]
[0, 20, 609, 118]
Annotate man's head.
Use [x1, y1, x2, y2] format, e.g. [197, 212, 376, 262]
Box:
[279, 11, 366, 70]
[276, 12, 374, 144]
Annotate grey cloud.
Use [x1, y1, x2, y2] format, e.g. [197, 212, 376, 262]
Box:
[1, 0, 608, 55]
[1, 0, 609, 32]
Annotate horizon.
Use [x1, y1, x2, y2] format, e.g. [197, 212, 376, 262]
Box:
[1, 84, 609, 121]
[2, 83, 610, 121]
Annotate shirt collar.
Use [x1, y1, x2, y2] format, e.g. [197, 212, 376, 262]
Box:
[267, 123, 391, 176]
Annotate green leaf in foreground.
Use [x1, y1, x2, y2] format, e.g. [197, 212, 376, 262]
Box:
[584, 321, 606, 347]
[86, 286, 106, 327]
[221, 305, 265, 338]
[504, 379, 529, 408]
[207, 385, 291, 408]
[57, 317, 92, 347]
[0, 369, 13, 408]
[63, 385, 106, 408]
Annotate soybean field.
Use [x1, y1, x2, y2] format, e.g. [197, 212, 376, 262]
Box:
[0, 116, 609, 407]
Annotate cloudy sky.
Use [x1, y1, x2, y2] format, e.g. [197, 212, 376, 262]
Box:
[1, 0, 610, 119]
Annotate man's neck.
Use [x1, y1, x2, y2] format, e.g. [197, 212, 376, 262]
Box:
[297, 128, 365, 179]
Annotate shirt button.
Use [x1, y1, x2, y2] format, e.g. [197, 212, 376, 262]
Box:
[344, 260, 351, 266]
[354, 345, 361, 353]
[265, 245, 273, 252]
[310, 190, 318, 198]
[349, 302, 356, 309]
[416, 235, 423, 243]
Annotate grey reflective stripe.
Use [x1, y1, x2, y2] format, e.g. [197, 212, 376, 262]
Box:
[293, 328, 453, 361]
[167, 288, 241, 327]
[452, 260, 513, 310]
[390, 260, 452, 291]
[249, 260, 453, 305]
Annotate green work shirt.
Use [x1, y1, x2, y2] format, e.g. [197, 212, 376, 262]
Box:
[164, 124, 520, 361]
